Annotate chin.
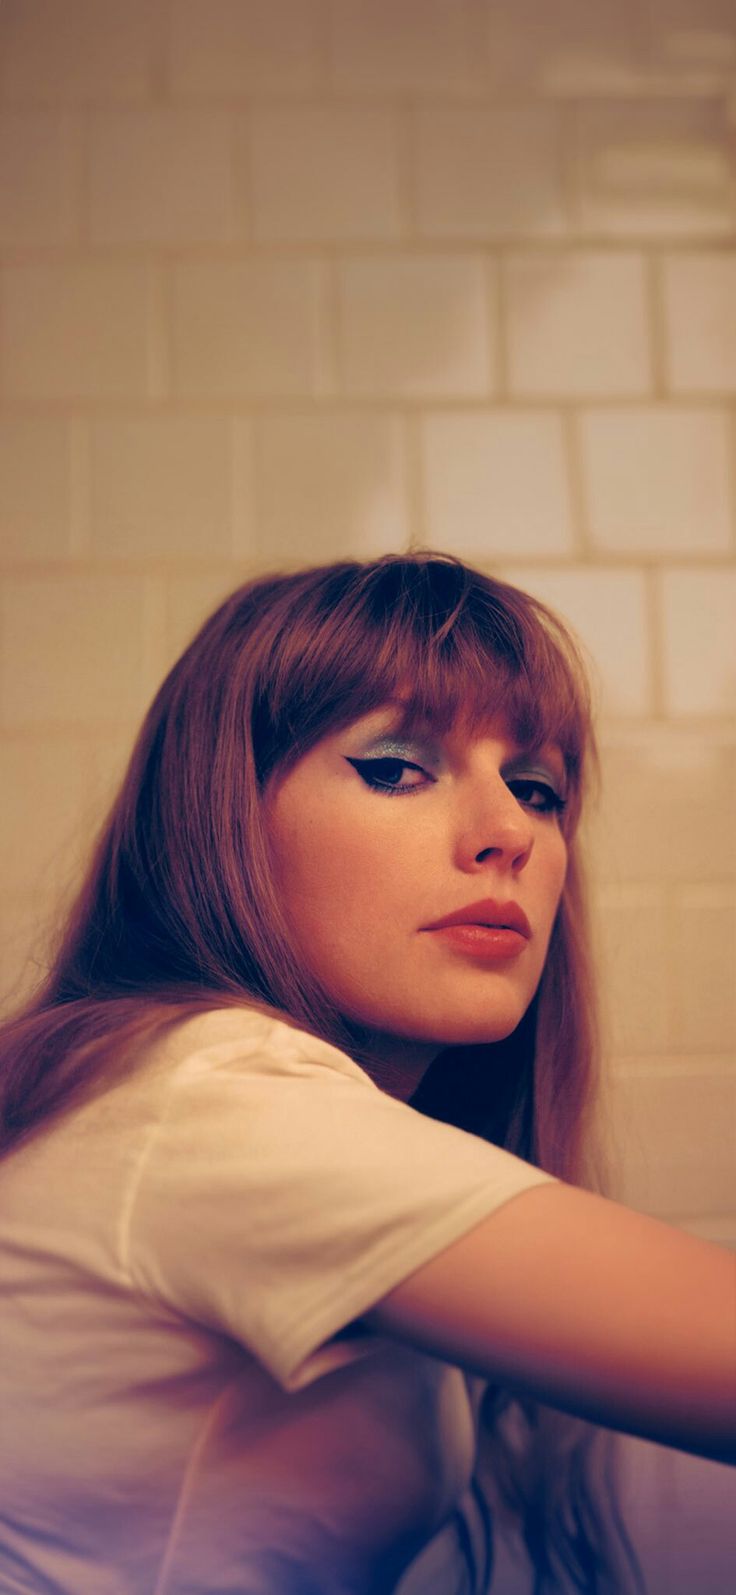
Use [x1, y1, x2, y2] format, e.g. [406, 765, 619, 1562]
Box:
[399, 1002, 529, 1049]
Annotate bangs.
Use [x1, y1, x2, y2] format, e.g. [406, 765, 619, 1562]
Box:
[254, 555, 594, 818]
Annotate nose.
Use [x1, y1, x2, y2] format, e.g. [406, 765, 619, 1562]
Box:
[454, 770, 534, 875]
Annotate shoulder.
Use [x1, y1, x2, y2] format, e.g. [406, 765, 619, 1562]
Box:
[152, 1001, 374, 1093]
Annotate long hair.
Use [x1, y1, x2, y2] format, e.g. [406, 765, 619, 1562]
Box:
[0, 552, 644, 1594]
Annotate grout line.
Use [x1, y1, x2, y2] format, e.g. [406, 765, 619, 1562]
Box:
[315, 254, 341, 399]
[229, 415, 257, 559]
[645, 563, 666, 720]
[147, 261, 171, 402]
[647, 247, 668, 399]
[68, 417, 92, 558]
[150, 0, 171, 103]
[403, 411, 425, 551]
[140, 572, 168, 704]
[726, 405, 736, 553]
[557, 100, 580, 237]
[394, 104, 417, 242]
[562, 406, 588, 558]
[492, 251, 508, 398]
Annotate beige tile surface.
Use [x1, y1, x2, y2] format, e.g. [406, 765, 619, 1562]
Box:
[255, 412, 409, 562]
[570, 98, 735, 238]
[648, 0, 736, 82]
[251, 108, 402, 242]
[588, 729, 736, 885]
[668, 884, 736, 1051]
[0, 737, 98, 896]
[579, 406, 733, 554]
[499, 565, 653, 716]
[420, 411, 573, 556]
[168, 0, 323, 96]
[171, 260, 329, 398]
[0, 112, 78, 247]
[0, 0, 154, 101]
[329, 0, 479, 95]
[0, 575, 151, 728]
[87, 109, 235, 246]
[659, 568, 736, 715]
[2, 264, 154, 401]
[662, 253, 736, 393]
[338, 256, 492, 398]
[505, 251, 652, 397]
[90, 417, 233, 560]
[608, 1061, 736, 1216]
[413, 106, 567, 239]
[0, 890, 62, 1016]
[485, 0, 650, 96]
[594, 884, 670, 1053]
[0, 420, 72, 561]
[162, 569, 257, 671]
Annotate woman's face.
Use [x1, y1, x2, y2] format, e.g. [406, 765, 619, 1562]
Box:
[264, 703, 569, 1096]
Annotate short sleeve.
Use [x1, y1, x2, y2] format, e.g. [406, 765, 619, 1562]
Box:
[124, 1015, 557, 1393]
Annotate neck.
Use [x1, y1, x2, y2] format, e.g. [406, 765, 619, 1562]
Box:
[345, 1027, 441, 1103]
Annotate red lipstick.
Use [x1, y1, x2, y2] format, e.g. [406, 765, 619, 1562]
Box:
[422, 899, 531, 961]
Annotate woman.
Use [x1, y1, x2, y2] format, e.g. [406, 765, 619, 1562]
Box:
[0, 552, 732, 1595]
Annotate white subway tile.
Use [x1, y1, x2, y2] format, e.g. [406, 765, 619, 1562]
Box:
[329, 0, 478, 95]
[0, 0, 153, 102]
[172, 261, 327, 398]
[668, 885, 736, 1051]
[506, 252, 651, 397]
[2, 264, 153, 401]
[414, 106, 566, 239]
[90, 418, 232, 561]
[339, 257, 492, 398]
[0, 737, 97, 896]
[649, 0, 736, 85]
[663, 253, 736, 393]
[168, 0, 323, 95]
[608, 1063, 736, 1216]
[0, 894, 57, 1018]
[594, 885, 670, 1053]
[87, 110, 234, 246]
[660, 568, 736, 716]
[485, 0, 650, 96]
[256, 413, 408, 562]
[0, 113, 77, 246]
[163, 571, 256, 676]
[498, 566, 652, 716]
[251, 108, 402, 241]
[420, 411, 573, 557]
[0, 420, 72, 561]
[579, 407, 732, 554]
[588, 729, 736, 885]
[572, 99, 734, 239]
[0, 575, 149, 728]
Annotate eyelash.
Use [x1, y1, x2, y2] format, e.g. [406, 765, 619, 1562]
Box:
[347, 758, 567, 815]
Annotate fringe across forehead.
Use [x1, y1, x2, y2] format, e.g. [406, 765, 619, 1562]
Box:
[253, 558, 595, 825]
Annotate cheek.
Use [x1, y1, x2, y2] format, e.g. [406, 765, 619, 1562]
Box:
[269, 792, 395, 932]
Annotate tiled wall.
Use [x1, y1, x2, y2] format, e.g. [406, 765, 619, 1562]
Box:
[1, 2, 735, 1585]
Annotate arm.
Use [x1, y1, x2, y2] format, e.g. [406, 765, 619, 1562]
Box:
[359, 1180, 736, 1465]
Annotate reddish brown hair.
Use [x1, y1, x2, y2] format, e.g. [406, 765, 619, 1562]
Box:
[0, 552, 643, 1594]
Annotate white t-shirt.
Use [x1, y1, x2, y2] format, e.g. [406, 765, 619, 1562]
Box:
[0, 1005, 556, 1595]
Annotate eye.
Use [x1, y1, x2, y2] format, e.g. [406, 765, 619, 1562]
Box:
[506, 778, 567, 815]
[345, 757, 429, 797]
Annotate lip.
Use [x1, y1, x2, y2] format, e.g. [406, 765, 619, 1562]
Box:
[422, 898, 532, 938]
